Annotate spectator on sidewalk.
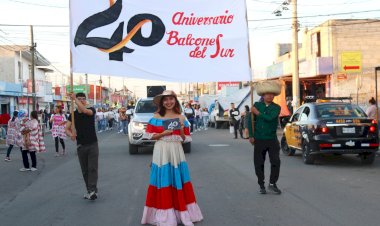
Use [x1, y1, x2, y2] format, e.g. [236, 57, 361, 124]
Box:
[366, 97, 377, 119]
[229, 103, 241, 139]
[202, 108, 209, 130]
[96, 108, 104, 133]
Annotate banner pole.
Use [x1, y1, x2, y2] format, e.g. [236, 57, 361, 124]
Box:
[70, 51, 75, 133]
[69, 0, 76, 134]
[245, 0, 255, 140]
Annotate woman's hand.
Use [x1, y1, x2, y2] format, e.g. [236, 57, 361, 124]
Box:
[161, 130, 173, 136]
[70, 131, 77, 141]
[249, 137, 255, 145]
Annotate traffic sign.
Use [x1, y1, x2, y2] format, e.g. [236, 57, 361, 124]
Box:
[341, 51, 362, 73]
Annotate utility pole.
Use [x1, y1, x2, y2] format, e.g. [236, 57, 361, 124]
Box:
[30, 25, 36, 111]
[100, 75, 103, 108]
[291, 0, 300, 109]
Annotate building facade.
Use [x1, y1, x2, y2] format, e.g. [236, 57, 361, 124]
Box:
[266, 19, 380, 109]
[0, 45, 54, 115]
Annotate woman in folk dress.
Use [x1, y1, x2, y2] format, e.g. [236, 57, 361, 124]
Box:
[5, 111, 21, 162]
[50, 105, 67, 157]
[19, 111, 46, 172]
[141, 90, 203, 226]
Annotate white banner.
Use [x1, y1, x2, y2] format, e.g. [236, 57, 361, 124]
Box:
[70, 0, 251, 82]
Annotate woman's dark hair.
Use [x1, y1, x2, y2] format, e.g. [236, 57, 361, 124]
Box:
[56, 105, 63, 114]
[76, 92, 86, 98]
[369, 97, 376, 105]
[30, 110, 38, 120]
[157, 95, 182, 116]
[12, 111, 18, 122]
[244, 105, 250, 112]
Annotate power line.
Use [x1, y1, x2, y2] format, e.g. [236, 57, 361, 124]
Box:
[8, 0, 67, 8]
[248, 9, 380, 22]
[0, 24, 68, 27]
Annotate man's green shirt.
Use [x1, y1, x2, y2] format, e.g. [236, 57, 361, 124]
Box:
[247, 102, 281, 140]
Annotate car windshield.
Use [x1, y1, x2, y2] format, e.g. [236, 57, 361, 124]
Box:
[135, 100, 157, 113]
[316, 104, 366, 118]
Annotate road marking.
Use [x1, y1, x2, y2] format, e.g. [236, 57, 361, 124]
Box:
[208, 144, 230, 147]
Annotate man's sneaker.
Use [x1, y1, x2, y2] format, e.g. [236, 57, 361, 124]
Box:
[19, 168, 31, 172]
[84, 191, 97, 200]
[268, 184, 282, 194]
[259, 186, 267, 194]
[4, 157, 11, 162]
[30, 167, 38, 172]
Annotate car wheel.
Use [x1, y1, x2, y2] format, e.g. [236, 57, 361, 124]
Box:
[129, 142, 138, 155]
[215, 120, 219, 129]
[302, 142, 315, 165]
[183, 142, 191, 153]
[281, 136, 295, 156]
[360, 152, 376, 165]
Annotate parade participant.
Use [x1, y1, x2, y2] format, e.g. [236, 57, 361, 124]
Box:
[119, 107, 129, 135]
[184, 103, 195, 133]
[229, 103, 241, 139]
[19, 110, 46, 172]
[50, 106, 67, 157]
[5, 111, 20, 162]
[366, 97, 377, 119]
[65, 92, 99, 201]
[247, 81, 282, 194]
[141, 90, 203, 226]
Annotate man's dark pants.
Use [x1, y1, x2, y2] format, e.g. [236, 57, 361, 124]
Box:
[77, 142, 99, 193]
[231, 119, 240, 138]
[254, 139, 281, 187]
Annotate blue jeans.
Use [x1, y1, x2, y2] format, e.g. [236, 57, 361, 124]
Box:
[121, 120, 128, 134]
[203, 116, 209, 129]
[101, 119, 107, 131]
[97, 120, 103, 131]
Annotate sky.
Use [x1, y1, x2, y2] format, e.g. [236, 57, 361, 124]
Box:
[0, 0, 379, 97]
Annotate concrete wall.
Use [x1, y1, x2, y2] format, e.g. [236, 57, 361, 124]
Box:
[329, 20, 380, 108]
[0, 49, 15, 83]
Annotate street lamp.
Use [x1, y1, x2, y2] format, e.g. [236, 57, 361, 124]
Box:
[375, 66, 380, 121]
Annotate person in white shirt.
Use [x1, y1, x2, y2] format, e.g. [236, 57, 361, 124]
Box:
[95, 109, 104, 132]
[107, 110, 115, 130]
[194, 105, 202, 131]
[366, 97, 377, 119]
[202, 108, 209, 130]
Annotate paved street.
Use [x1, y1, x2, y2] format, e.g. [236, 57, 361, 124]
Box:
[0, 128, 380, 226]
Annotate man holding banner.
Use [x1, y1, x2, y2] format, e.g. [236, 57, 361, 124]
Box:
[66, 93, 99, 201]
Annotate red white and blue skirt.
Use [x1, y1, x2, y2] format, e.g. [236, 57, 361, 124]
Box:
[141, 118, 203, 226]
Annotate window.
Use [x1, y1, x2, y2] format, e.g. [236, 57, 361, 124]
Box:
[135, 100, 157, 113]
[28, 64, 32, 79]
[316, 104, 366, 118]
[291, 107, 304, 122]
[18, 61, 22, 80]
[311, 32, 321, 57]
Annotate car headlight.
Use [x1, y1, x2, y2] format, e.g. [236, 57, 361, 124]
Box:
[132, 122, 145, 130]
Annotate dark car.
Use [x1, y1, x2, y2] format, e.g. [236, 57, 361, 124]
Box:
[281, 98, 379, 164]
